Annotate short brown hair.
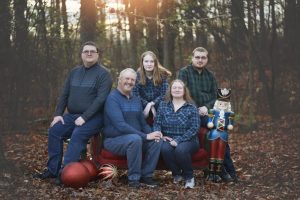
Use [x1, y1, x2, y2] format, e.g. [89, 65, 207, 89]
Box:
[80, 41, 99, 54]
[192, 47, 208, 56]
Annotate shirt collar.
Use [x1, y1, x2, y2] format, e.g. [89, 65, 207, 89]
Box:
[83, 62, 98, 70]
[190, 64, 203, 74]
[116, 88, 133, 99]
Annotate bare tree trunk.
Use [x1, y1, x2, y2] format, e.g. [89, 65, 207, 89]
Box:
[115, 18, 123, 71]
[125, 0, 138, 67]
[252, 0, 258, 35]
[0, 0, 13, 171]
[284, 0, 300, 67]
[61, 0, 72, 65]
[162, 22, 176, 72]
[161, 0, 177, 75]
[12, 0, 29, 131]
[259, 0, 266, 59]
[230, 0, 247, 51]
[0, 0, 12, 115]
[96, 0, 107, 64]
[268, 0, 278, 118]
[246, 0, 253, 35]
[80, 0, 97, 43]
[0, 0, 11, 58]
[36, 0, 51, 107]
[55, 0, 61, 37]
[143, 0, 159, 52]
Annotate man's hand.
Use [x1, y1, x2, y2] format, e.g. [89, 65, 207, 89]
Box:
[146, 131, 162, 142]
[50, 116, 64, 127]
[75, 116, 85, 126]
[198, 106, 208, 116]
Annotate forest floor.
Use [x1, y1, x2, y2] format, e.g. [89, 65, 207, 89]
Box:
[0, 114, 299, 200]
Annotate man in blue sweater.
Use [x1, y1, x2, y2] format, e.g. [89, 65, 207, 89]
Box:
[103, 68, 162, 189]
[34, 41, 113, 184]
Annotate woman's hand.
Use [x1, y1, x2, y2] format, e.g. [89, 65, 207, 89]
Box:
[151, 106, 156, 118]
[163, 136, 177, 147]
[143, 102, 152, 118]
[169, 140, 178, 147]
[162, 136, 173, 142]
[144, 102, 155, 118]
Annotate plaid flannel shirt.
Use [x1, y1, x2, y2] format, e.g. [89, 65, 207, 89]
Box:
[153, 101, 200, 144]
[177, 64, 218, 109]
[132, 73, 169, 109]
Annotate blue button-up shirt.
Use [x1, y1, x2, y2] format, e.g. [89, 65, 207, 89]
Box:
[153, 101, 200, 144]
[132, 73, 169, 109]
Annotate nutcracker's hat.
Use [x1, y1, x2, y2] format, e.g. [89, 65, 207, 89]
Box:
[217, 88, 231, 101]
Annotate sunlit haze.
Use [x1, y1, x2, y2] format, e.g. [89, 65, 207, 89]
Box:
[66, 0, 81, 14]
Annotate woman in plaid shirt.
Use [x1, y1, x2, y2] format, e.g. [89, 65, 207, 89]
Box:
[153, 79, 200, 189]
[133, 51, 171, 124]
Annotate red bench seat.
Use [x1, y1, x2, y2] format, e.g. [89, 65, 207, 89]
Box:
[91, 128, 209, 170]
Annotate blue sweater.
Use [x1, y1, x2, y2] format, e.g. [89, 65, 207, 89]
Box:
[103, 89, 152, 140]
[54, 63, 112, 121]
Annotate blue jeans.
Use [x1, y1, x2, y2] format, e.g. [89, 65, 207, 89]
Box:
[104, 134, 162, 181]
[200, 115, 208, 127]
[222, 143, 237, 177]
[47, 113, 103, 176]
[161, 140, 199, 180]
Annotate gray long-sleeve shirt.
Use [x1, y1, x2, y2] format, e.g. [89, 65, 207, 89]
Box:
[54, 63, 112, 121]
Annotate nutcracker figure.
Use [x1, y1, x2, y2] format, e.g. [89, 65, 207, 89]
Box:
[207, 88, 234, 182]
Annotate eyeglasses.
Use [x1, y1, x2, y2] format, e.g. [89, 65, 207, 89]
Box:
[82, 50, 98, 55]
[194, 56, 207, 60]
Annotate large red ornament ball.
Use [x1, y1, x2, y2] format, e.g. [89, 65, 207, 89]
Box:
[61, 162, 91, 189]
[79, 159, 98, 180]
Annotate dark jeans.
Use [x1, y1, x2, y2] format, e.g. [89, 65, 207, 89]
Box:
[161, 140, 199, 180]
[47, 113, 103, 176]
[222, 143, 237, 177]
[104, 134, 162, 181]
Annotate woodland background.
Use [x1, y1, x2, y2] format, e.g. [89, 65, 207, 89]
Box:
[0, 0, 299, 199]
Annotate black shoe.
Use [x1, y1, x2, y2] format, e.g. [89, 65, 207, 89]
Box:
[206, 173, 215, 181]
[221, 173, 234, 182]
[140, 177, 159, 188]
[128, 180, 140, 189]
[54, 174, 62, 186]
[33, 169, 55, 179]
[214, 174, 222, 183]
[231, 175, 239, 183]
[54, 169, 63, 186]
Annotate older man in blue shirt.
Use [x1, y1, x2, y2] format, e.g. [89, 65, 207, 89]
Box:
[103, 68, 163, 189]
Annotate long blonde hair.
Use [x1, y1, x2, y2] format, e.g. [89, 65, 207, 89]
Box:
[165, 79, 194, 104]
[137, 51, 172, 86]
